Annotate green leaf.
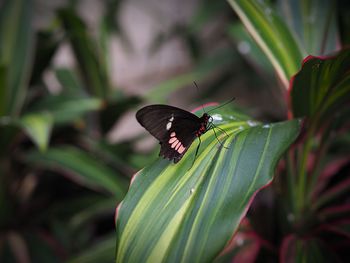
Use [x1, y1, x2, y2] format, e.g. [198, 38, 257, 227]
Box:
[228, 23, 274, 75]
[55, 68, 84, 95]
[68, 235, 116, 263]
[277, 0, 339, 55]
[0, 0, 34, 116]
[30, 30, 61, 85]
[26, 146, 128, 198]
[290, 49, 350, 126]
[29, 95, 103, 124]
[115, 106, 300, 263]
[145, 48, 238, 102]
[99, 95, 141, 134]
[19, 112, 53, 152]
[227, 0, 305, 88]
[57, 8, 109, 98]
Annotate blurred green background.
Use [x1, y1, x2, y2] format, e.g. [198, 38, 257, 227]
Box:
[0, 0, 349, 262]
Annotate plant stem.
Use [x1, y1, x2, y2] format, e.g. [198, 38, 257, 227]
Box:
[296, 133, 313, 218]
[286, 150, 297, 214]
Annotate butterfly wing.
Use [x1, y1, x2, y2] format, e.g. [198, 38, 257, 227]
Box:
[136, 105, 202, 163]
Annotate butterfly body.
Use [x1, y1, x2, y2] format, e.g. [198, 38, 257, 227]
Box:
[136, 104, 211, 163]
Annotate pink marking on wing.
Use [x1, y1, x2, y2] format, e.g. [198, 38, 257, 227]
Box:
[170, 132, 176, 137]
[169, 137, 177, 144]
[178, 145, 186, 154]
[171, 139, 179, 148]
[175, 142, 181, 151]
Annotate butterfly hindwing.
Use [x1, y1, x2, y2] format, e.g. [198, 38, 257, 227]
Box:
[159, 119, 199, 163]
[136, 105, 203, 163]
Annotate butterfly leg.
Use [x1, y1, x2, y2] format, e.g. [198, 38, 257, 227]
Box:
[210, 124, 229, 149]
[188, 136, 201, 170]
[214, 125, 229, 138]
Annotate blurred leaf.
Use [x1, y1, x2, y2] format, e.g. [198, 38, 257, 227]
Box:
[69, 198, 117, 228]
[278, 0, 339, 55]
[228, 23, 274, 75]
[0, 0, 34, 116]
[0, 65, 7, 114]
[68, 235, 116, 263]
[115, 105, 300, 263]
[30, 30, 61, 85]
[85, 137, 137, 173]
[318, 204, 350, 222]
[19, 112, 53, 152]
[100, 95, 141, 134]
[99, 0, 131, 60]
[55, 68, 84, 95]
[190, 0, 228, 33]
[29, 95, 103, 124]
[214, 221, 261, 263]
[26, 146, 128, 198]
[57, 8, 109, 98]
[289, 49, 350, 128]
[146, 48, 238, 102]
[320, 220, 350, 239]
[338, 0, 350, 46]
[280, 235, 336, 263]
[24, 232, 61, 263]
[313, 177, 350, 211]
[227, 0, 305, 88]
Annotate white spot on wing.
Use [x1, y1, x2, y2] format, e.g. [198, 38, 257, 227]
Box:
[166, 122, 172, 130]
[169, 116, 174, 121]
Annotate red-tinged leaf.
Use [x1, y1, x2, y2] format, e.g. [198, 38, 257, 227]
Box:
[313, 177, 350, 210]
[214, 219, 265, 263]
[289, 49, 350, 125]
[280, 234, 336, 263]
[318, 205, 350, 222]
[316, 220, 350, 239]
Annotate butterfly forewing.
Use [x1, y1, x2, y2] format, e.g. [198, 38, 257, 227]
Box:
[136, 105, 205, 163]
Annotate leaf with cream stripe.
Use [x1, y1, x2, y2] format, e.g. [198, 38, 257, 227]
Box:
[115, 106, 300, 263]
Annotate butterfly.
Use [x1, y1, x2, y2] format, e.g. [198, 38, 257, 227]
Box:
[136, 104, 212, 163]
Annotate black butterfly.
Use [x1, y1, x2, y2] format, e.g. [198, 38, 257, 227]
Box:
[136, 104, 212, 163]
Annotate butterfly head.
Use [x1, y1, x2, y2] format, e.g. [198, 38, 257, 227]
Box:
[195, 113, 211, 136]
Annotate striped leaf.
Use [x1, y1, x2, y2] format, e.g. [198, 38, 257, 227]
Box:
[227, 0, 304, 88]
[115, 106, 300, 263]
[277, 0, 339, 55]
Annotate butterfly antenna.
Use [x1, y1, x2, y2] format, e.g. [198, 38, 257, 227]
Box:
[206, 97, 236, 113]
[193, 81, 206, 115]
